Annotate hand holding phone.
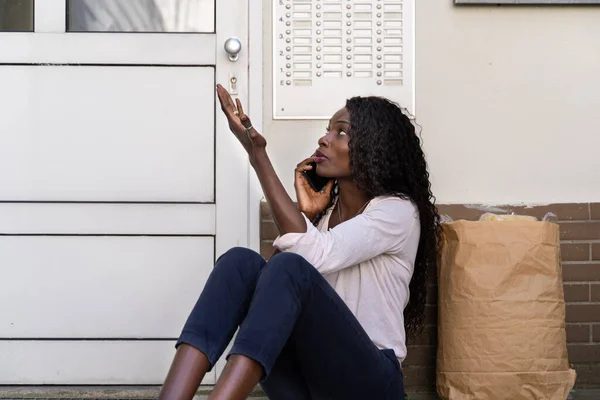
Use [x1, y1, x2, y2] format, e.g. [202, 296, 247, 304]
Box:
[304, 161, 331, 192]
[295, 158, 334, 221]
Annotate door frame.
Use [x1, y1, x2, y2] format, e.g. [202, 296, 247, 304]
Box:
[247, 0, 265, 256]
[213, 0, 266, 380]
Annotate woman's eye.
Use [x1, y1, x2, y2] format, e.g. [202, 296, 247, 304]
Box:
[339, 130, 347, 136]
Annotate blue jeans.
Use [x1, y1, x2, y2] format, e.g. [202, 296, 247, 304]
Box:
[176, 247, 405, 400]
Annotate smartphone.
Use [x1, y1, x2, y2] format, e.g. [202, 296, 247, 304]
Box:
[304, 162, 331, 192]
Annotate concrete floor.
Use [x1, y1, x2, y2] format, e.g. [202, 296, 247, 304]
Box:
[0, 386, 266, 400]
[0, 386, 599, 399]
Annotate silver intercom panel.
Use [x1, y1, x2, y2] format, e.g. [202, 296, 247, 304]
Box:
[273, 0, 414, 119]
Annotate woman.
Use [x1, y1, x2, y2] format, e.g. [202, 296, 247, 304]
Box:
[158, 84, 441, 400]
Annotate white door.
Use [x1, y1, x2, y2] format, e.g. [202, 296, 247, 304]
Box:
[0, 0, 249, 385]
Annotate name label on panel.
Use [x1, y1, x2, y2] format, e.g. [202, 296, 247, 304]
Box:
[273, 0, 414, 119]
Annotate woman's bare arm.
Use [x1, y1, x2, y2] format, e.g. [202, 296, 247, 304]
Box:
[216, 84, 306, 235]
[252, 149, 307, 235]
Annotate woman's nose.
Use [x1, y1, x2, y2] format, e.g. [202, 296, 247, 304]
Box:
[318, 134, 330, 147]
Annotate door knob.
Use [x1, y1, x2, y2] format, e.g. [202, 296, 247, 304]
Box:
[224, 38, 242, 61]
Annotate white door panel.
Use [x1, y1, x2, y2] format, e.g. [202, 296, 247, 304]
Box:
[0, 236, 213, 338]
[0, 33, 217, 64]
[0, 340, 216, 385]
[1, 0, 249, 385]
[0, 203, 215, 235]
[0, 65, 215, 202]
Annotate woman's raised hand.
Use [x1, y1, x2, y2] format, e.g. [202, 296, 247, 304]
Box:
[216, 84, 266, 164]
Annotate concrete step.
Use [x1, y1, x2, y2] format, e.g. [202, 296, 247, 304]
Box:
[0, 386, 266, 399]
[1, 386, 598, 399]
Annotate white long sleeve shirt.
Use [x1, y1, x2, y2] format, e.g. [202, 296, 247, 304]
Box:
[273, 196, 420, 363]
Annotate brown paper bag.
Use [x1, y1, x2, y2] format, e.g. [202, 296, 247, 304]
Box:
[437, 220, 576, 400]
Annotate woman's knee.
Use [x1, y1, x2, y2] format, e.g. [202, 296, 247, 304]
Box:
[214, 247, 266, 279]
[262, 252, 314, 286]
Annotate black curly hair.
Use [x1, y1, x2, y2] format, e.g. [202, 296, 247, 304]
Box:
[312, 96, 442, 340]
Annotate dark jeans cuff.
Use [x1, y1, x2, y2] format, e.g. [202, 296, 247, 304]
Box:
[176, 331, 216, 372]
[228, 340, 272, 383]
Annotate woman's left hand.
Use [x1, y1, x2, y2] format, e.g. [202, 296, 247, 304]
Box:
[216, 84, 266, 164]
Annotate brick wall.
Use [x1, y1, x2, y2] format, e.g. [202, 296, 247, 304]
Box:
[259, 202, 600, 392]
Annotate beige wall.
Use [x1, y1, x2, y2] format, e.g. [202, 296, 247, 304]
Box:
[261, 2, 600, 204]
